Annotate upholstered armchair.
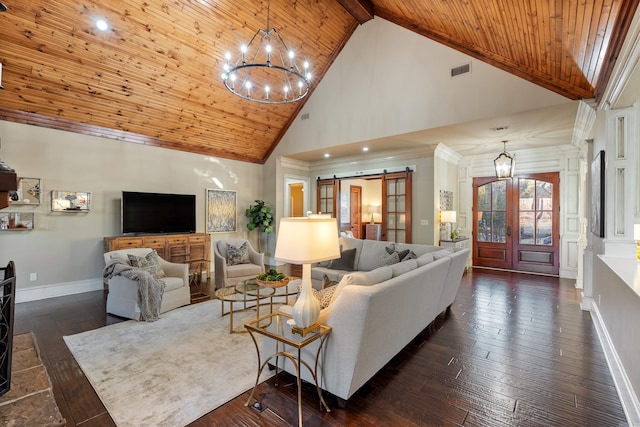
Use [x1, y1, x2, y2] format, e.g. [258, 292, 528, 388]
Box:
[103, 248, 190, 320]
[213, 239, 265, 289]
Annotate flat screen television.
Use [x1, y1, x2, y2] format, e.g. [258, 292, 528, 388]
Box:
[121, 191, 196, 234]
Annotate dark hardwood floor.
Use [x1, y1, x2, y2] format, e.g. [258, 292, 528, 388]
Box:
[13, 268, 628, 426]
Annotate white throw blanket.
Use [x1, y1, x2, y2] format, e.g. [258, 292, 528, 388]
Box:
[103, 259, 165, 321]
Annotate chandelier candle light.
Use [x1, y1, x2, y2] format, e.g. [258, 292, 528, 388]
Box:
[274, 216, 340, 335]
[220, 0, 311, 104]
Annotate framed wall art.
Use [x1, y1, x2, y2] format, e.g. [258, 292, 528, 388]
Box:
[590, 150, 605, 238]
[9, 177, 41, 205]
[51, 191, 91, 212]
[206, 189, 237, 233]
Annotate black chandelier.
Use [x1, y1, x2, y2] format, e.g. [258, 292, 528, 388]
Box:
[494, 141, 515, 179]
[221, 1, 311, 104]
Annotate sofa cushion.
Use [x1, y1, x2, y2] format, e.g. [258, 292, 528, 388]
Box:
[416, 253, 435, 267]
[432, 247, 455, 260]
[391, 259, 418, 277]
[329, 265, 393, 306]
[225, 263, 263, 278]
[226, 242, 250, 265]
[327, 248, 357, 271]
[128, 250, 166, 278]
[161, 276, 184, 292]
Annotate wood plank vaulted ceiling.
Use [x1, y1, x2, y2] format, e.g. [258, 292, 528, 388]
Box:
[0, 0, 638, 164]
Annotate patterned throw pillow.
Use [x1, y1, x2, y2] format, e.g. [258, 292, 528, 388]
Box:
[381, 244, 401, 266]
[128, 250, 166, 278]
[321, 274, 339, 289]
[297, 282, 338, 309]
[226, 242, 250, 265]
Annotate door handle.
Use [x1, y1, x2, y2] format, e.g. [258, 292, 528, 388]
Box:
[507, 226, 511, 236]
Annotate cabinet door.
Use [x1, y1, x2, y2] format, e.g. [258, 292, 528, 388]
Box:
[166, 236, 189, 263]
[142, 236, 167, 259]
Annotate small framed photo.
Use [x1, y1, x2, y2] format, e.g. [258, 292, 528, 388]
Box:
[206, 189, 237, 233]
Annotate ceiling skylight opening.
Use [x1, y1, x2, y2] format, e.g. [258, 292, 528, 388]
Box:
[95, 18, 109, 32]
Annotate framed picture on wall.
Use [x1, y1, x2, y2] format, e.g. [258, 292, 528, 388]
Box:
[590, 150, 605, 238]
[206, 189, 237, 233]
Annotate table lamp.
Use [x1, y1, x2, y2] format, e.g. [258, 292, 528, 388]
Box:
[367, 205, 379, 224]
[440, 210, 457, 240]
[274, 216, 340, 334]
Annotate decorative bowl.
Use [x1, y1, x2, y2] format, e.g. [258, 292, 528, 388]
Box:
[255, 277, 290, 288]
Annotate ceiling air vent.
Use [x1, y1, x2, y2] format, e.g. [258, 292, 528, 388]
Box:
[450, 63, 471, 77]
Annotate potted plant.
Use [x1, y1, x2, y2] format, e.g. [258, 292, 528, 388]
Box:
[245, 200, 274, 252]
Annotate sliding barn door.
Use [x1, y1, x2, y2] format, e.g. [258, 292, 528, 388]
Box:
[383, 171, 412, 243]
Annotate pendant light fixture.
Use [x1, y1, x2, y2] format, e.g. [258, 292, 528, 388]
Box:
[494, 140, 515, 179]
[220, 0, 311, 104]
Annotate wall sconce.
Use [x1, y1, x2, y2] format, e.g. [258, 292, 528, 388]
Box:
[440, 210, 457, 241]
[494, 141, 515, 179]
[367, 205, 379, 224]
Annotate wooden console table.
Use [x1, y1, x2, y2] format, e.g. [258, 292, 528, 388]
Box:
[104, 233, 211, 299]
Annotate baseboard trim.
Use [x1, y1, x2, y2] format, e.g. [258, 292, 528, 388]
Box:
[591, 303, 640, 426]
[16, 279, 104, 303]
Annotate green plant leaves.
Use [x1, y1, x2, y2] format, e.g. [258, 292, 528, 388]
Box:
[246, 200, 274, 234]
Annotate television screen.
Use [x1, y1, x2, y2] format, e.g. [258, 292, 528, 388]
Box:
[121, 191, 196, 234]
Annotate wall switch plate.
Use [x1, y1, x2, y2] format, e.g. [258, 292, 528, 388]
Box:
[30, 273, 37, 281]
[420, 219, 429, 226]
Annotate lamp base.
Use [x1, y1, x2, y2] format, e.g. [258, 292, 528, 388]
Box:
[290, 320, 320, 337]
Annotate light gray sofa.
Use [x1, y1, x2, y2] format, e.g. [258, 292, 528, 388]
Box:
[262, 237, 470, 403]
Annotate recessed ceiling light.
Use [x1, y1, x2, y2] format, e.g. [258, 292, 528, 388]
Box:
[95, 18, 109, 32]
[363, 147, 369, 152]
[323, 153, 330, 158]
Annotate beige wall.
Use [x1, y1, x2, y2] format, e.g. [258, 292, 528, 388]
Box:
[0, 121, 263, 301]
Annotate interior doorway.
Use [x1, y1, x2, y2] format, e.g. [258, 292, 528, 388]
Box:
[284, 175, 310, 218]
[472, 172, 560, 275]
[350, 186, 362, 238]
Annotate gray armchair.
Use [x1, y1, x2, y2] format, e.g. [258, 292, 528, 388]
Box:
[214, 239, 265, 289]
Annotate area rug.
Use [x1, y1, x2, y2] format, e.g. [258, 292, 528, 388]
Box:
[0, 332, 66, 426]
[63, 300, 274, 427]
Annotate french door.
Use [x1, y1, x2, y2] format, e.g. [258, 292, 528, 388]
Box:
[473, 172, 559, 275]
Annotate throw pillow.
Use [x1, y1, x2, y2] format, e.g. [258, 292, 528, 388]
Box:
[416, 252, 435, 267]
[401, 250, 417, 261]
[128, 250, 166, 278]
[381, 251, 400, 265]
[391, 259, 418, 277]
[321, 274, 339, 289]
[297, 282, 338, 309]
[226, 242, 250, 266]
[327, 248, 357, 271]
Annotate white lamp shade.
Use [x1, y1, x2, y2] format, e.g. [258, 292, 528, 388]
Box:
[634, 224, 640, 241]
[274, 217, 340, 264]
[441, 210, 457, 224]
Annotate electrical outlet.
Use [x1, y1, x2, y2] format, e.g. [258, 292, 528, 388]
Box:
[30, 273, 37, 281]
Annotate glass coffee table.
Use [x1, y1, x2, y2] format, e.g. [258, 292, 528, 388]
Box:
[214, 280, 275, 333]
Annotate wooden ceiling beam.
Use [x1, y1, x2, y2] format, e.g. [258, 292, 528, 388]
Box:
[335, 0, 375, 25]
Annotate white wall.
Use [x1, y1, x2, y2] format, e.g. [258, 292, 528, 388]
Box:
[0, 121, 263, 301]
